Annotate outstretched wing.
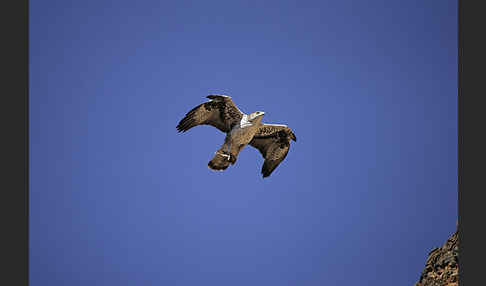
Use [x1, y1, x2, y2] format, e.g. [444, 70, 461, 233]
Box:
[176, 95, 244, 133]
[249, 124, 297, 178]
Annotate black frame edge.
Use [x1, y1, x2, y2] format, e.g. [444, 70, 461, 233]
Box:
[457, 0, 463, 285]
[1, 0, 29, 285]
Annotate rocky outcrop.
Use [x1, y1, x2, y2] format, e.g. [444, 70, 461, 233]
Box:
[414, 230, 459, 286]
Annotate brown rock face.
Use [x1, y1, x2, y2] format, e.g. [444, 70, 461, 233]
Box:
[414, 230, 459, 286]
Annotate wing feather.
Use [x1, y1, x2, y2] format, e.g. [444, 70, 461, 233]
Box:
[176, 95, 243, 133]
[249, 124, 297, 178]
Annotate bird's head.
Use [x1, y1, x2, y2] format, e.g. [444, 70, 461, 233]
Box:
[249, 111, 265, 122]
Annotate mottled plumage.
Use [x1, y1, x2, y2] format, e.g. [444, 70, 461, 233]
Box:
[176, 95, 243, 133]
[250, 124, 297, 178]
[176, 95, 297, 178]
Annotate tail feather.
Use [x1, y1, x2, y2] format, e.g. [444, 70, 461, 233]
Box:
[208, 152, 232, 171]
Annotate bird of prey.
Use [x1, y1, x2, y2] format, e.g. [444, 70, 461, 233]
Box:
[176, 95, 297, 178]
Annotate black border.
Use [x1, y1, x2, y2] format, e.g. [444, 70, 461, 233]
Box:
[2, 0, 28, 285]
[459, 0, 484, 285]
[457, 0, 463, 284]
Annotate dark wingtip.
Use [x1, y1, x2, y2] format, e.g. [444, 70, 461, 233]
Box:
[176, 116, 196, 133]
[261, 169, 271, 178]
[290, 131, 297, 142]
[175, 124, 185, 133]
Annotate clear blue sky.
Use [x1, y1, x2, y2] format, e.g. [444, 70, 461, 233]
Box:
[30, 1, 457, 285]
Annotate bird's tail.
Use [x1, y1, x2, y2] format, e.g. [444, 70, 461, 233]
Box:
[208, 151, 236, 171]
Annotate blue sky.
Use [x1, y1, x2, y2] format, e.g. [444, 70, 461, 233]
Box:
[30, 1, 457, 285]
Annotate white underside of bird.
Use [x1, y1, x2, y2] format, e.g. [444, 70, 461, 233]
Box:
[223, 114, 262, 159]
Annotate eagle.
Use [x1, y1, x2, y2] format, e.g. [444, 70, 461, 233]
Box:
[176, 95, 297, 178]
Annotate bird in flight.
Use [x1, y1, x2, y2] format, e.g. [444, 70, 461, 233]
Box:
[176, 95, 297, 178]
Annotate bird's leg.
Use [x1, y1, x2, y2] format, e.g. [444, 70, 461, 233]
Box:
[215, 137, 231, 160]
[226, 141, 232, 161]
[227, 142, 240, 164]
